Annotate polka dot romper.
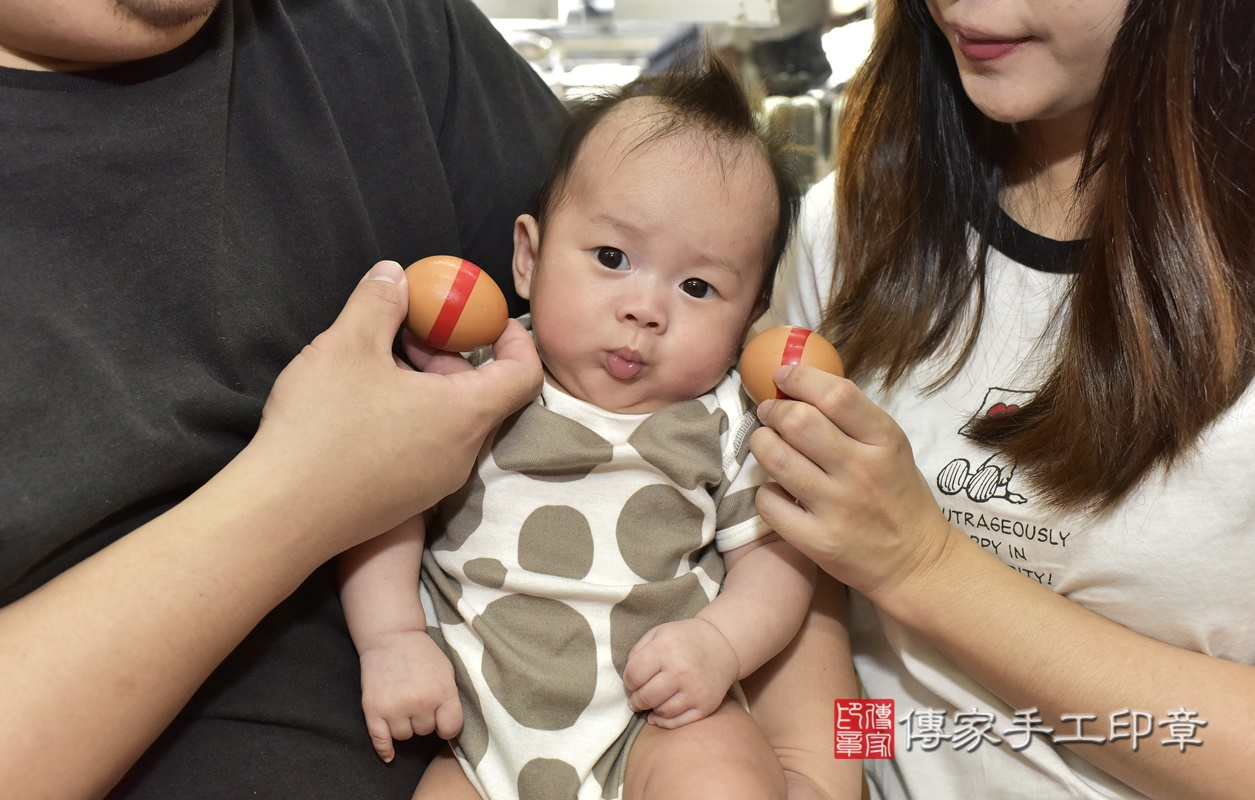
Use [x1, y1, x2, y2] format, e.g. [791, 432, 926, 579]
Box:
[420, 371, 770, 800]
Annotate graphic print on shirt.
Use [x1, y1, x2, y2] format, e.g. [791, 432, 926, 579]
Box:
[937, 387, 1032, 506]
[936, 386, 1072, 587]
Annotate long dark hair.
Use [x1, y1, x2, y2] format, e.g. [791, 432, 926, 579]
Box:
[823, 0, 1255, 511]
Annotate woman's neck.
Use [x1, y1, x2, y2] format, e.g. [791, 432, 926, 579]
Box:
[1000, 111, 1097, 241]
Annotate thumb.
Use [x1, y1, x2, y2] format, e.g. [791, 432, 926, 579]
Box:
[450, 319, 543, 421]
[436, 696, 464, 740]
[329, 260, 409, 353]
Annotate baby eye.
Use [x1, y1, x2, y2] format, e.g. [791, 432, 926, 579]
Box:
[680, 278, 714, 298]
[595, 247, 629, 270]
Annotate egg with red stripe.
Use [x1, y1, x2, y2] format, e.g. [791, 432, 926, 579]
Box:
[738, 325, 844, 405]
[403, 255, 509, 352]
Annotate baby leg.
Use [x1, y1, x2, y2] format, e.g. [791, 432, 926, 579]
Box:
[412, 747, 482, 800]
[623, 698, 787, 800]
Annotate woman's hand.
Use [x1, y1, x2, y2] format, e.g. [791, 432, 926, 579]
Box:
[749, 364, 954, 604]
[253, 260, 542, 555]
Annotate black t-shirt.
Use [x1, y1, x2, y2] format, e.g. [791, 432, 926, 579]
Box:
[0, 0, 567, 796]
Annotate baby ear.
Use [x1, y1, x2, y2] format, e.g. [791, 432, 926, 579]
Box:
[512, 214, 541, 301]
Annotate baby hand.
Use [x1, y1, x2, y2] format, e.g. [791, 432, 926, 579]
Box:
[357, 630, 462, 762]
[623, 618, 739, 729]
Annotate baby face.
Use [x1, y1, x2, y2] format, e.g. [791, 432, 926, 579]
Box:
[513, 99, 778, 414]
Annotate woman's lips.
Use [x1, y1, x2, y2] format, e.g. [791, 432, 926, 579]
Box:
[954, 31, 1031, 63]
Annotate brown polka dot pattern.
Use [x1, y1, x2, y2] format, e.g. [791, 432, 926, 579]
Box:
[422, 551, 464, 626]
[463, 558, 508, 589]
[493, 402, 613, 482]
[692, 543, 727, 586]
[428, 626, 490, 767]
[590, 716, 646, 799]
[432, 467, 487, 552]
[517, 758, 581, 800]
[518, 505, 595, 579]
[628, 399, 726, 490]
[474, 594, 598, 730]
[608, 573, 712, 678]
[715, 486, 760, 533]
[616, 484, 704, 581]
[420, 373, 769, 798]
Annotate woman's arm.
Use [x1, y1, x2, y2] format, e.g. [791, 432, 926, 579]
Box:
[752, 363, 1255, 800]
[882, 529, 1255, 800]
[0, 263, 542, 800]
[742, 573, 865, 800]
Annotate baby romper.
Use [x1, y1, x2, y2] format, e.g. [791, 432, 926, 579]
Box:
[420, 370, 769, 800]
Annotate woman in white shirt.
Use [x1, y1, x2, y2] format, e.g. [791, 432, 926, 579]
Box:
[754, 1, 1255, 798]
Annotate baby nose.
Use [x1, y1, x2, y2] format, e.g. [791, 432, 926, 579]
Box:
[620, 296, 667, 332]
[617, 279, 668, 331]
[624, 308, 664, 330]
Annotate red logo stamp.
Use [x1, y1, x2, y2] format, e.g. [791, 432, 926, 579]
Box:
[835, 699, 895, 759]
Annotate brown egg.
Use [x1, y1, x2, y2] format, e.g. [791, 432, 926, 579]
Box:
[738, 325, 844, 405]
[404, 255, 509, 352]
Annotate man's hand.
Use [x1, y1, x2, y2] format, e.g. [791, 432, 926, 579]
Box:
[254, 260, 542, 558]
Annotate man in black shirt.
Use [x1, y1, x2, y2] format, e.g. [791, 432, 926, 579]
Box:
[0, 1, 567, 796]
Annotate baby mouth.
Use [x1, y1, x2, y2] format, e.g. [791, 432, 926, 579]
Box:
[605, 349, 644, 379]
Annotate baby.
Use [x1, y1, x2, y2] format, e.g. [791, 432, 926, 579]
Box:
[340, 54, 813, 800]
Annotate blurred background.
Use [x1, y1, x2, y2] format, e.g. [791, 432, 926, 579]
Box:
[471, 0, 875, 193]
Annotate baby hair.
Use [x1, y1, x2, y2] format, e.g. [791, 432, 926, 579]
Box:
[531, 51, 802, 310]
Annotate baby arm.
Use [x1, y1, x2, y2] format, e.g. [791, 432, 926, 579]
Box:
[338, 516, 462, 762]
[624, 532, 817, 728]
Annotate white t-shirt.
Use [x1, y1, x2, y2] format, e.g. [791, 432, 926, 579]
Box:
[767, 171, 1255, 800]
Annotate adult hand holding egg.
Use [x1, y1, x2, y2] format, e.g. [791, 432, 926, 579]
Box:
[258, 260, 540, 540]
[0, 259, 544, 800]
[748, 334, 955, 606]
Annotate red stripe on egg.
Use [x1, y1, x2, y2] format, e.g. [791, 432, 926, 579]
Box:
[776, 326, 811, 399]
[427, 259, 479, 350]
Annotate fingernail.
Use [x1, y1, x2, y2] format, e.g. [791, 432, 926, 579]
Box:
[775, 364, 794, 380]
[757, 399, 776, 418]
[364, 260, 403, 284]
